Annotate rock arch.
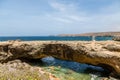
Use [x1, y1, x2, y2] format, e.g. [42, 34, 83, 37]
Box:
[0, 41, 120, 78]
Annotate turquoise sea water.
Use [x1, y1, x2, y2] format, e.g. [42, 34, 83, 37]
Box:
[41, 57, 109, 80]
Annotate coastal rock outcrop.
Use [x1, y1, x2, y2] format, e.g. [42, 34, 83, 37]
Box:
[113, 36, 120, 41]
[0, 41, 120, 78]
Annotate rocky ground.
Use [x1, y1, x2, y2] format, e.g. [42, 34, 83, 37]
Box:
[0, 59, 60, 80]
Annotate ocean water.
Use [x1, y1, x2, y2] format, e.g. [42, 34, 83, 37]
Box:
[0, 36, 113, 80]
[42, 57, 105, 80]
[0, 36, 112, 41]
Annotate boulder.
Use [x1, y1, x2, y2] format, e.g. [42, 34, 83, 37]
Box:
[113, 36, 120, 41]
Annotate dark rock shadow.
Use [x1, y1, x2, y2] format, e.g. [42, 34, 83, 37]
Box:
[18, 56, 113, 79]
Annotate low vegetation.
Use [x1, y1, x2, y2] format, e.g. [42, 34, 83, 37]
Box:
[0, 60, 50, 80]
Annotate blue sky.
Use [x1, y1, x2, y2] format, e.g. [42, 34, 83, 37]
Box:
[0, 0, 120, 36]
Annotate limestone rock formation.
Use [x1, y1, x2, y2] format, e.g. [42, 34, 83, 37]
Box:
[113, 36, 120, 41]
[0, 40, 120, 78]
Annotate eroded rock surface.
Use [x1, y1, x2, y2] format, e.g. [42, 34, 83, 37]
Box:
[0, 41, 120, 78]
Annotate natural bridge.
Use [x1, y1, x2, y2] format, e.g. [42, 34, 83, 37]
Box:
[0, 40, 120, 78]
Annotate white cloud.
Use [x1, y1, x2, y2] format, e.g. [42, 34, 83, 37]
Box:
[0, 0, 120, 36]
[48, 1, 89, 24]
[50, 1, 66, 12]
[48, 0, 120, 32]
[49, 0, 78, 13]
[53, 17, 73, 23]
[65, 15, 90, 22]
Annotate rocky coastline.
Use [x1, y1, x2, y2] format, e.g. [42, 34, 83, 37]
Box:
[59, 32, 120, 37]
[0, 40, 120, 79]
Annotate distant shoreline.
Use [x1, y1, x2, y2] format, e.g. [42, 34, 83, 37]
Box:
[58, 32, 120, 37]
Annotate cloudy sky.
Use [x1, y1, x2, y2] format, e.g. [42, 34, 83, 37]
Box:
[0, 0, 120, 36]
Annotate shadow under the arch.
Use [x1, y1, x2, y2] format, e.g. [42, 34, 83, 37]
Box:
[19, 56, 113, 80]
